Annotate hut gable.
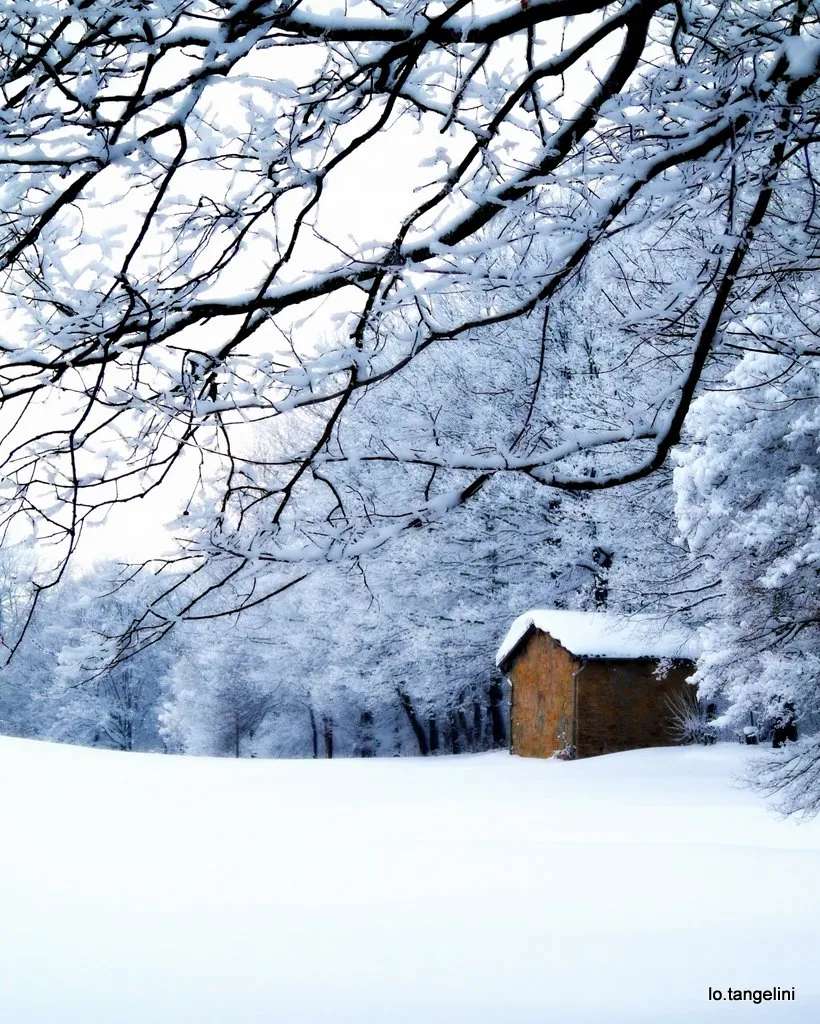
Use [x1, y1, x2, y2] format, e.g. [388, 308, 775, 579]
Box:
[505, 629, 576, 759]
[498, 609, 699, 760]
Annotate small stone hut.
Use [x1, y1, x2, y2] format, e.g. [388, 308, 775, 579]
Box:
[497, 609, 698, 759]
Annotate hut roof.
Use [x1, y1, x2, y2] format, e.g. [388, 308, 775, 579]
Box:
[497, 609, 699, 668]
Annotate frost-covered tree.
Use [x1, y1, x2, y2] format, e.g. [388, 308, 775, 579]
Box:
[159, 632, 280, 756]
[0, 557, 169, 748]
[0, 545, 56, 737]
[675, 354, 820, 814]
[21, 565, 171, 749]
[0, 0, 816, 652]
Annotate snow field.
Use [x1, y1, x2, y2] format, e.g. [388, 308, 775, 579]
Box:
[1, 739, 818, 1022]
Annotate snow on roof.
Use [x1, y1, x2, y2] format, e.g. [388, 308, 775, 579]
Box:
[497, 609, 699, 667]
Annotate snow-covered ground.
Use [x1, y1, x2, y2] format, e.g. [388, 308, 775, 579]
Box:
[1, 739, 818, 1023]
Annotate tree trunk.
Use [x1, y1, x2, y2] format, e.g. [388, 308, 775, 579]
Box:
[445, 710, 461, 754]
[473, 697, 483, 750]
[456, 706, 473, 751]
[307, 702, 318, 759]
[397, 688, 429, 756]
[489, 679, 507, 749]
[592, 546, 613, 609]
[428, 715, 439, 755]
[356, 710, 375, 757]
[322, 715, 334, 759]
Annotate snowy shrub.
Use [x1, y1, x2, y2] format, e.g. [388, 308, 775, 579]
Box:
[666, 687, 716, 746]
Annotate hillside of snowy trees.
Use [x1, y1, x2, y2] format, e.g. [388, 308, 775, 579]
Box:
[0, 0, 817, 813]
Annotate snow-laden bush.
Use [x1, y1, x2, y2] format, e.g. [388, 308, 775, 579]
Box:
[665, 687, 716, 747]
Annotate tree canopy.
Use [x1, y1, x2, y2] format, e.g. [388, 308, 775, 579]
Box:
[0, 0, 817, 655]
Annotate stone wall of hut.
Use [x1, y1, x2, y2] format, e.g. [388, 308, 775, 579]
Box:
[574, 658, 695, 758]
